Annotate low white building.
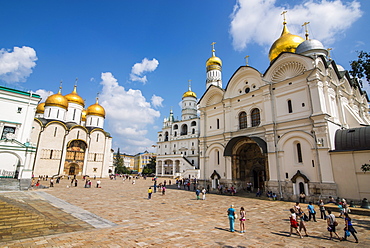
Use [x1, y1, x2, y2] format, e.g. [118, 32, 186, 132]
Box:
[0, 86, 41, 188]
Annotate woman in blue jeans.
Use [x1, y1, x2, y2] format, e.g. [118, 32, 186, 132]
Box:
[227, 205, 235, 232]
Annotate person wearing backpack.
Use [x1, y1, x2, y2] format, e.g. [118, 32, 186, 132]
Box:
[327, 210, 340, 240]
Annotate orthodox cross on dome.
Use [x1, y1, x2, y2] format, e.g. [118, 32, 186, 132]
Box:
[211, 42, 216, 55]
[188, 79, 192, 91]
[244, 55, 250, 66]
[302, 22, 310, 40]
[327, 48, 332, 60]
[75, 77, 78, 86]
[58, 80, 63, 94]
[281, 10, 287, 24]
[96, 93, 100, 104]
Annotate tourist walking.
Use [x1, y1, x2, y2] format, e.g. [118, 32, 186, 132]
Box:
[307, 202, 317, 222]
[74, 179, 78, 187]
[319, 199, 326, 219]
[239, 207, 246, 233]
[289, 208, 303, 238]
[96, 180, 101, 188]
[341, 213, 358, 243]
[49, 178, 54, 187]
[162, 186, 166, 195]
[227, 205, 236, 232]
[298, 211, 308, 237]
[148, 187, 153, 199]
[201, 188, 206, 200]
[327, 210, 341, 240]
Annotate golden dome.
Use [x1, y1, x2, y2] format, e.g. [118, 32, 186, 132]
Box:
[86, 98, 105, 118]
[65, 85, 85, 107]
[206, 43, 222, 71]
[36, 102, 45, 114]
[182, 90, 197, 98]
[45, 89, 69, 110]
[81, 109, 87, 122]
[268, 23, 304, 62]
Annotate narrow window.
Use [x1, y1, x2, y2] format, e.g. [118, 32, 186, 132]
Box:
[77, 131, 80, 139]
[90, 118, 92, 125]
[73, 109, 76, 120]
[96, 133, 99, 142]
[192, 128, 195, 134]
[239, 111, 247, 129]
[50, 150, 53, 159]
[251, 108, 260, 127]
[97, 118, 99, 126]
[57, 109, 59, 118]
[54, 127, 57, 137]
[288, 100, 293, 113]
[192, 150, 194, 154]
[48, 108, 51, 117]
[217, 118, 220, 129]
[285, 173, 289, 179]
[17, 107, 22, 113]
[192, 160, 194, 164]
[297, 143, 303, 163]
[94, 153, 97, 161]
[217, 150, 220, 165]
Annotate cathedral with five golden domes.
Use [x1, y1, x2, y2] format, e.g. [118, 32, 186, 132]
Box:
[31, 85, 112, 178]
[156, 18, 370, 202]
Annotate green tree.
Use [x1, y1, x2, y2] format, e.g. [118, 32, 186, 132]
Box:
[114, 148, 130, 174]
[142, 157, 156, 175]
[350, 51, 370, 87]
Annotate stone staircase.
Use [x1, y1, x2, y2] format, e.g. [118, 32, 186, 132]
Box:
[0, 196, 58, 241]
[0, 178, 20, 191]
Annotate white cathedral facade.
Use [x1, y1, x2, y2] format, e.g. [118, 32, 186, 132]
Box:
[157, 21, 370, 201]
[30, 85, 113, 178]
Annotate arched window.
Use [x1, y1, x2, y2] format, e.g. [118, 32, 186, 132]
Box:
[288, 100, 293, 113]
[164, 131, 169, 141]
[192, 128, 195, 134]
[181, 124, 188, 135]
[296, 143, 303, 163]
[191, 121, 196, 126]
[251, 108, 260, 127]
[174, 124, 178, 130]
[239, 111, 247, 129]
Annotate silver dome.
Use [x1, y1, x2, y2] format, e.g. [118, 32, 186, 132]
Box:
[296, 39, 328, 56]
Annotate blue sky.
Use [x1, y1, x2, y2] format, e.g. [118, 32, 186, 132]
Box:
[1, 0, 369, 154]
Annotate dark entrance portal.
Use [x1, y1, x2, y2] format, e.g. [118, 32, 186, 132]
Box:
[232, 142, 266, 191]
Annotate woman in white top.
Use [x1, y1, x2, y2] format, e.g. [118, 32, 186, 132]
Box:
[239, 207, 246, 233]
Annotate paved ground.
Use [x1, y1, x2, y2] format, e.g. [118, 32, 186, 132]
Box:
[1, 177, 369, 247]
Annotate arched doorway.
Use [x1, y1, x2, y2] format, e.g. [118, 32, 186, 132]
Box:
[226, 137, 267, 191]
[67, 163, 79, 176]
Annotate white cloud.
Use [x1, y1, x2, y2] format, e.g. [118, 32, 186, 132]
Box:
[230, 0, 362, 51]
[151, 95, 164, 108]
[0, 46, 37, 83]
[129, 58, 159, 84]
[34, 89, 54, 101]
[99, 72, 162, 153]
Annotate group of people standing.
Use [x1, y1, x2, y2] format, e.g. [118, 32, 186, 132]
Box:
[289, 201, 359, 243]
[227, 205, 246, 233]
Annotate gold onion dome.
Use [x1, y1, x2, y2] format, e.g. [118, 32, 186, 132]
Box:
[45, 88, 69, 110]
[183, 90, 197, 98]
[36, 102, 45, 114]
[81, 109, 87, 122]
[86, 98, 105, 118]
[64, 85, 85, 107]
[268, 22, 305, 62]
[206, 44, 222, 71]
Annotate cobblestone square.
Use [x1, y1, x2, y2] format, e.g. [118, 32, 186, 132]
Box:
[1, 177, 369, 247]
